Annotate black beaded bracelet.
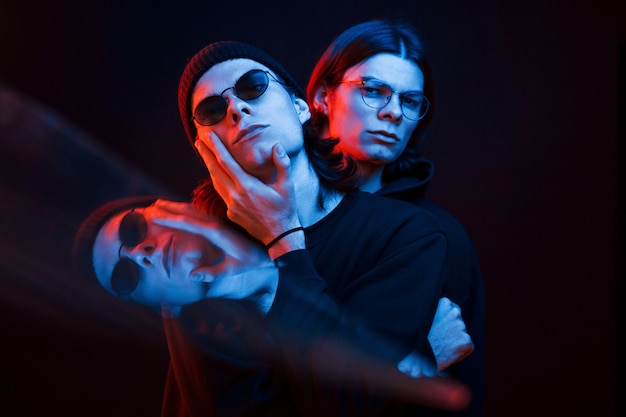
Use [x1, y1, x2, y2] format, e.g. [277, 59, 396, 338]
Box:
[265, 227, 304, 250]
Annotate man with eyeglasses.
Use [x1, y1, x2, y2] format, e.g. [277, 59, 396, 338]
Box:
[305, 19, 485, 417]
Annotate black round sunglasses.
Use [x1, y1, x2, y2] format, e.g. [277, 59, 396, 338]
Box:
[192, 69, 283, 126]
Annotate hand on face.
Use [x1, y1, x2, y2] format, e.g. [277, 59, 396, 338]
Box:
[194, 132, 304, 259]
[191, 59, 310, 182]
[148, 200, 279, 312]
[93, 200, 279, 313]
[150, 199, 272, 279]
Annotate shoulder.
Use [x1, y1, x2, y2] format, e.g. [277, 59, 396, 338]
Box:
[346, 191, 444, 235]
[412, 198, 475, 243]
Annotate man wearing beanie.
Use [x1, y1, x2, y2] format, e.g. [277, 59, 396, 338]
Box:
[93, 40, 467, 416]
[71, 197, 278, 312]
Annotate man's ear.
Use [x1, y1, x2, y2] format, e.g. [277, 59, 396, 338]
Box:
[293, 97, 311, 124]
[313, 85, 330, 115]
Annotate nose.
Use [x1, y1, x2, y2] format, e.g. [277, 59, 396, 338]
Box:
[378, 93, 403, 122]
[121, 242, 157, 267]
[223, 91, 252, 124]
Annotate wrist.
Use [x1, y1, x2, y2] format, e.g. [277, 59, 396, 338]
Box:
[267, 228, 305, 260]
[264, 226, 305, 250]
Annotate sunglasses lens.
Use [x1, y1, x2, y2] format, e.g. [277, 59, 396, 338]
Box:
[111, 258, 140, 296]
[119, 211, 147, 247]
[112, 210, 147, 297]
[194, 96, 228, 126]
[235, 70, 269, 100]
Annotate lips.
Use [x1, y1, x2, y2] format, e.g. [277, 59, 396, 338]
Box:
[233, 124, 267, 144]
[368, 130, 399, 142]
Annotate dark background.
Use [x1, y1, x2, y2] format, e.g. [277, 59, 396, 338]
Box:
[0, 0, 623, 416]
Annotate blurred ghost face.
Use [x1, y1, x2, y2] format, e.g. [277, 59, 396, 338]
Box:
[92, 202, 269, 308]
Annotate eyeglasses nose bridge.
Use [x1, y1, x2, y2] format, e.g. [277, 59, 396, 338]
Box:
[217, 87, 239, 111]
[380, 90, 404, 114]
[219, 85, 236, 99]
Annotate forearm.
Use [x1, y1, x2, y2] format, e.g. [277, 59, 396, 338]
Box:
[265, 243, 447, 414]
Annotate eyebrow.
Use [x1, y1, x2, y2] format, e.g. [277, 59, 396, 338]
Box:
[361, 76, 425, 93]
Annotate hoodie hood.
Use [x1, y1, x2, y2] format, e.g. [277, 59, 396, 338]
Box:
[375, 157, 434, 201]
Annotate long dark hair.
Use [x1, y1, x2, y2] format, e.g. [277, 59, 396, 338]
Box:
[306, 19, 434, 183]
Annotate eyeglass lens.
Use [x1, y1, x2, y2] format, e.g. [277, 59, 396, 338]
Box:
[193, 69, 271, 126]
[360, 80, 429, 121]
[111, 211, 147, 296]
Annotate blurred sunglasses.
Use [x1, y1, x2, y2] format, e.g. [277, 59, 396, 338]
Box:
[111, 210, 147, 297]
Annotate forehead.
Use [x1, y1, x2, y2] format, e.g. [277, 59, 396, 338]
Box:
[92, 207, 143, 294]
[192, 58, 273, 107]
[343, 53, 425, 90]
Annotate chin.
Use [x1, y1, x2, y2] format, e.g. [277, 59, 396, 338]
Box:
[235, 144, 272, 166]
[370, 149, 402, 163]
[239, 156, 276, 181]
[366, 152, 395, 164]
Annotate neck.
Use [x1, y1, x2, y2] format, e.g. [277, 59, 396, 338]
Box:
[357, 162, 384, 193]
[290, 151, 343, 227]
[318, 127, 383, 193]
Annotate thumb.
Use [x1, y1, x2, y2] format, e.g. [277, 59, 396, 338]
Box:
[272, 142, 291, 183]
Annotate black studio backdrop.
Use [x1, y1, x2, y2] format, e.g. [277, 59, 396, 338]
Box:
[0, 0, 623, 416]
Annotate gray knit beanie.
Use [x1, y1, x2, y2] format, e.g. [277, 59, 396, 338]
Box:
[178, 40, 305, 151]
